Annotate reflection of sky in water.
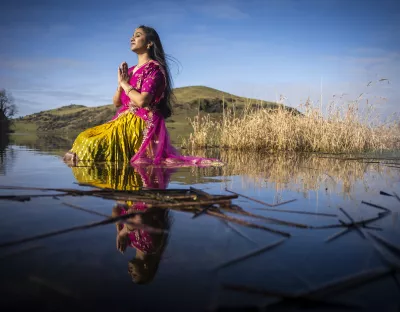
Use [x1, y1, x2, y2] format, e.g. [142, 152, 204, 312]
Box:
[0, 143, 399, 311]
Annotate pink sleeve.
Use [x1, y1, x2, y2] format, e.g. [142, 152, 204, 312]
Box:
[141, 66, 165, 95]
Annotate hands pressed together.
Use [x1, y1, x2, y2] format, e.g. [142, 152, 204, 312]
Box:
[116, 61, 137, 108]
[118, 61, 131, 85]
[116, 61, 148, 109]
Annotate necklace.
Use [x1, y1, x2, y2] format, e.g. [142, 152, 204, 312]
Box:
[132, 59, 152, 75]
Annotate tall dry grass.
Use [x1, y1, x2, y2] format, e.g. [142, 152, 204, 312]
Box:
[182, 89, 400, 153]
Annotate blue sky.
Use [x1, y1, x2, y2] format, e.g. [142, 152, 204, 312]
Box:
[0, 0, 399, 119]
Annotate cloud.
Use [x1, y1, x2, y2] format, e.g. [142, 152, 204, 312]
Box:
[0, 56, 87, 71]
[13, 98, 44, 107]
[216, 79, 398, 119]
[322, 48, 400, 83]
[193, 0, 249, 19]
[117, 1, 188, 29]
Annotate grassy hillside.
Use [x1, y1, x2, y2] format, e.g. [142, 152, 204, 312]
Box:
[12, 86, 297, 143]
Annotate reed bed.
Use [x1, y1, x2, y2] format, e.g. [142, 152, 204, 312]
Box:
[183, 94, 400, 153]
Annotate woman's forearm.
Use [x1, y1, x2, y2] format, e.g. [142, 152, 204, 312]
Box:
[113, 86, 122, 107]
[120, 81, 152, 108]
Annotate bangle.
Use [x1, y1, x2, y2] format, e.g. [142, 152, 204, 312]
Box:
[126, 86, 134, 95]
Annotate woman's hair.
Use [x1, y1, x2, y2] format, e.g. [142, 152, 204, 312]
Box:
[137, 25, 176, 119]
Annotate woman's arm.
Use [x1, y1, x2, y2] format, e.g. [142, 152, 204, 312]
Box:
[113, 86, 123, 108]
[119, 80, 154, 108]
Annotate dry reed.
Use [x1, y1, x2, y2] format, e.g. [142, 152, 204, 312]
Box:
[183, 91, 400, 153]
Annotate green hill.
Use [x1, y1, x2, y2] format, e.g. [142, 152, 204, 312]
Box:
[12, 86, 298, 143]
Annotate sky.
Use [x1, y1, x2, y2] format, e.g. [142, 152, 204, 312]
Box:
[0, 0, 399, 119]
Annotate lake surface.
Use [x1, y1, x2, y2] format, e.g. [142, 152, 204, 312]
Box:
[1, 134, 400, 311]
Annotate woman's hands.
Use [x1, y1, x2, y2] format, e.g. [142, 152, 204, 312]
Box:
[118, 61, 131, 85]
[117, 230, 129, 254]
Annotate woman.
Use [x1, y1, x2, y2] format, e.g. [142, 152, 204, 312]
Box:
[63, 25, 222, 167]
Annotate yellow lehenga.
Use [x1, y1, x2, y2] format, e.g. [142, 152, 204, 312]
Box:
[70, 111, 145, 162]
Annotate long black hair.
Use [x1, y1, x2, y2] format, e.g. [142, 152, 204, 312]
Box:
[137, 25, 176, 119]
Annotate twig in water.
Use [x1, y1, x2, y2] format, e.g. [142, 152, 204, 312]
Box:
[363, 225, 382, 231]
[367, 232, 400, 269]
[208, 206, 259, 246]
[380, 191, 394, 197]
[214, 238, 286, 271]
[0, 193, 93, 201]
[325, 228, 353, 242]
[229, 209, 315, 229]
[61, 202, 110, 218]
[321, 212, 390, 230]
[0, 185, 102, 194]
[0, 195, 32, 202]
[73, 182, 103, 188]
[393, 192, 400, 202]
[368, 232, 400, 255]
[225, 267, 393, 310]
[361, 201, 390, 213]
[0, 210, 166, 249]
[219, 220, 259, 247]
[225, 188, 296, 207]
[222, 284, 362, 310]
[253, 207, 337, 217]
[61, 201, 145, 230]
[203, 210, 291, 237]
[325, 213, 389, 242]
[305, 267, 395, 298]
[192, 205, 214, 219]
[339, 207, 366, 239]
[190, 187, 213, 199]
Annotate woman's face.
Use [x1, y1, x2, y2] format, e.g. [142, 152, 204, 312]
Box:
[130, 28, 148, 53]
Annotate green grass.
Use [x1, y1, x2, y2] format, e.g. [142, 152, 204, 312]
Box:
[173, 86, 241, 103]
[45, 105, 88, 116]
[12, 121, 38, 133]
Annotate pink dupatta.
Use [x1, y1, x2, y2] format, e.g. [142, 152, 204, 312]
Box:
[112, 60, 223, 168]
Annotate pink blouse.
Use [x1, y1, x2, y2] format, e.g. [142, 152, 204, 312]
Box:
[120, 60, 166, 110]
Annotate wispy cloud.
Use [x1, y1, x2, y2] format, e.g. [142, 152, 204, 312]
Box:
[193, 0, 249, 19]
[117, 0, 188, 29]
[0, 56, 87, 71]
[323, 48, 400, 83]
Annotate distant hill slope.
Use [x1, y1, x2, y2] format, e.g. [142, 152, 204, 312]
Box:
[12, 86, 299, 136]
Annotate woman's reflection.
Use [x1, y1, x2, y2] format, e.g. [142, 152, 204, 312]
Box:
[70, 161, 175, 190]
[70, 162, 175, 284]
[112, 202, 171, 284]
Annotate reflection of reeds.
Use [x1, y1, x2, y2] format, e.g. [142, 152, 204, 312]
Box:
[187, 150, 397, 196]
[184, 95, 400, 153]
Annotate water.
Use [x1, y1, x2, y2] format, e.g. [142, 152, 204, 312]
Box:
[1, 134, 400, 311]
